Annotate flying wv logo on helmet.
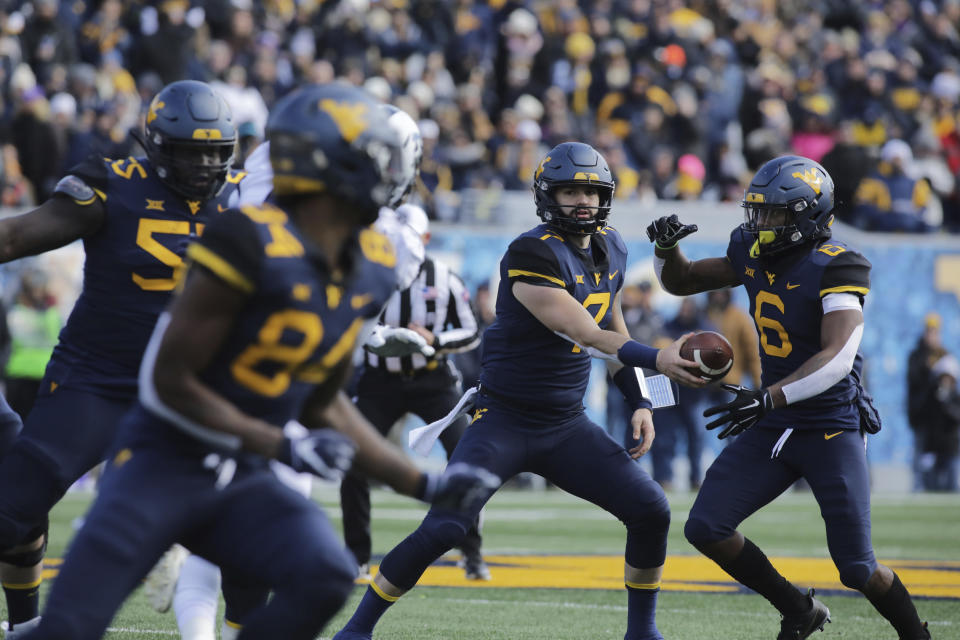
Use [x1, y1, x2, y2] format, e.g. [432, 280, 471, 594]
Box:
[792, 169, 823, 194]
[266, 84, 405, 225]
[741, 155, 835, 260]
[533, 142, 616, 235]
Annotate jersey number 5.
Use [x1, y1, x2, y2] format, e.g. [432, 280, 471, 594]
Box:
[133, 218, 204, 291]
[754, 291, 793, 358]
[571, 292, 610, 353]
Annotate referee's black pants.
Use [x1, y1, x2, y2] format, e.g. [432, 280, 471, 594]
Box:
[340, 363, 483, 566]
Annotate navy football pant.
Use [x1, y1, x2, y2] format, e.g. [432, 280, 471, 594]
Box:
[341, 366, 481, 566]
[379, 397, 670, 590]
[25, 445, 355, 640]
[685, 427, 877, 589]
[0, 392, 23, 458]
[0, 388, 131, 548]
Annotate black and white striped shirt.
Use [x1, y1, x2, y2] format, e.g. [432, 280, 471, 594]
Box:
[365, 257, 480, 374]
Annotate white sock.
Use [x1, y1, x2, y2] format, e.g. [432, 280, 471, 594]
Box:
[220, 617, 241, 640]
[173, 555, 222, 640]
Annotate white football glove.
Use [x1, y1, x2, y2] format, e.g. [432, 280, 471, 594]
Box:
[365, 325, 436, 358]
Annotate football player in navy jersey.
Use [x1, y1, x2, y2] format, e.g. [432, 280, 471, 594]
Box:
[0, 79, 246, 637]
[333, 142, 704, 640]
[648, 155, 931, 640]
[21, 84, 497, 640]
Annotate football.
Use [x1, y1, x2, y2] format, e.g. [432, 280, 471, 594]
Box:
[679, 331, 735, 383]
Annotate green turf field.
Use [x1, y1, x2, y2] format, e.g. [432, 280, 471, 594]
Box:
[4, 485, 958, 639]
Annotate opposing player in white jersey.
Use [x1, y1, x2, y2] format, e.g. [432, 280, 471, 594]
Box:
[158, 103, 432, 640]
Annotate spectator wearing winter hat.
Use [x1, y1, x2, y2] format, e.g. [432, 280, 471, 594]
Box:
[662, 153, 705, 200]
[853, 138, 936, 232]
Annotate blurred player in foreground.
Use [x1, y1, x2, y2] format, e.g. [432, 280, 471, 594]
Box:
[648, 155, 931, 640]
[22, 84, 497, 640]
[159, 102, 439, 640]
[0, 80, 246, 639]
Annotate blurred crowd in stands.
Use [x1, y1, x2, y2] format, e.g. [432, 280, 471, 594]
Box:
[0, 1, 956, 231]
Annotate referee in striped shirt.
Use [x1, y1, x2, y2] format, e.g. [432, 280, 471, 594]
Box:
[341, 205, 490, 580]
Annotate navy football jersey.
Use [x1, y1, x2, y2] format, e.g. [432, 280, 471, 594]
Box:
[479, 223, 627, 415]
[726, 228, 871, 430]
[50, 155, 247, 396]
[134, 202, 396, 452]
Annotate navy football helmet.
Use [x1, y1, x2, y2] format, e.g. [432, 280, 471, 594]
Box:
[381, 104, 423, 208]
[144, 80, 236, 201]
[266, 84, 403, 224]
[741, 155, 835, 259]
[533, 142, 615, 235]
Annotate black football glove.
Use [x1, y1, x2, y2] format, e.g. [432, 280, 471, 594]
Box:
[420, 462, 501, 513]
[703, 384, 774, 439]
[278, 429, 356, 481]
[646, 214, 698, 249]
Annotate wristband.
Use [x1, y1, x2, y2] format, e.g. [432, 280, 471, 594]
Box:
[655, 240, 679, 251]
[617, 340, 660, 371]
[612, 366, 653, 412]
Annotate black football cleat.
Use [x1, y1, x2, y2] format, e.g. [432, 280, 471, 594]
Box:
[902, 621, 931, 639]
[463, 556, 492, 581]
[776, 589, 831, 640]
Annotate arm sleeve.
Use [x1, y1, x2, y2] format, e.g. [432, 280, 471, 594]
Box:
[504, 235, 566, 289]
[185, 209, 262, 294]
[436, 270, 481, 354]
[819, 250, 871, 299]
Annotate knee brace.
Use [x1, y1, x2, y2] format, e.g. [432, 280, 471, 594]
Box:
[379, 513, 472, 591]
[0, 523, 47, 568]
[683, 515, 729, 550]
[0, 442, 64, 548]
[420, 513, 471, 551]
[222, 574, 270, 626]
[624, 496, 671, 569]
[838, 559, 877, 591]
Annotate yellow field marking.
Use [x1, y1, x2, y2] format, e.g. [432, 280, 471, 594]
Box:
[40, 554, 960, 599]
[356, 554, 960, 599]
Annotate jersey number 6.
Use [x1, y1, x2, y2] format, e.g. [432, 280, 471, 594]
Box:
[754, 291, 793, 358]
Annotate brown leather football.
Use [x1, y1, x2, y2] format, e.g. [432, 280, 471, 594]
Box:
[679, 331, 735, 383]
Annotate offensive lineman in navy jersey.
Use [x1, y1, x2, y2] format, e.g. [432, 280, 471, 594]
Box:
[334, 142, 704, 640]
[0, 80, 246, 637]
[22, 84, 497, 640]
[648, 156, 931, 640]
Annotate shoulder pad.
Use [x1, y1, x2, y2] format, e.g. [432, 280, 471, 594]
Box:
[820, 247, 871, 297]
[534, 229, 566, 243]
[597, 224, 626, 251]
[358, 227, 397, 270]
[53, 175, 99, 205]
[224, 169, 248, 185]
[239, 203, 288, 225]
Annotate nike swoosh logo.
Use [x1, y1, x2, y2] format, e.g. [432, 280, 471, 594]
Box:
[608, 271, 618, 280]
[742, 400, 760, 410]
[824, 431, 844, 440]
[786, 283, 801, 289]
